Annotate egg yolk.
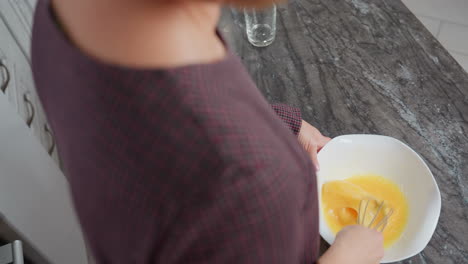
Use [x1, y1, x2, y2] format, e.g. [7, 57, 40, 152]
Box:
[322, 174, 409, 248]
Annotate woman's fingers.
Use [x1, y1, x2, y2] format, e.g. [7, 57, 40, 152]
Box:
[308, 144, 320, 171]
[317, 136, 332, 151]
[297, 120, 331, 170]
[304, 137, 328, 171]
[311, 136, 330, 169]
[319, 136, 332, 147]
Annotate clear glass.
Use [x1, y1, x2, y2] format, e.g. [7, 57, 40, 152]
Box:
[244, 5, 277, 47]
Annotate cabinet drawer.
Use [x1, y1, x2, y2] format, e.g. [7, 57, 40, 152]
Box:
[28, 0, 38, 9]
[0, 0, 35, 61]
[0, 20, 20, 111]
[0, 19, 38, 134]
[0, 57, 18, 111]
[14, 62, 58, 164]
[0, 19, 58, 164]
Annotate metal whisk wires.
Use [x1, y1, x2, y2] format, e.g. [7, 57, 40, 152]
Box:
[357, 199, 394, 232]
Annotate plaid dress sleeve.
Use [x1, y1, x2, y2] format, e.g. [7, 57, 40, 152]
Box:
[271, 104, 302, 136]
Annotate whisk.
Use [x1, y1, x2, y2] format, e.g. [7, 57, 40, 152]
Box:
[357, 199, 394, 232]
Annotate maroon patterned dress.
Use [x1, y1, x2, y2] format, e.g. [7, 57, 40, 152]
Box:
[32, 0, 319, 263]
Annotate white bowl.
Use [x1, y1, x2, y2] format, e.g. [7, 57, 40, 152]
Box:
[317, 134, 441, 263]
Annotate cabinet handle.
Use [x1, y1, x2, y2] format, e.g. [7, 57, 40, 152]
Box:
[23, 92, 35, 127]
[44, 124, 56, 155]
[0, 60, 11, 93]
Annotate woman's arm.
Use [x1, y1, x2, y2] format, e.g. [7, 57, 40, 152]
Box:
[318, 225, 384, 264]
[270, 104, 302, 135]
[271, 104, 331, 170]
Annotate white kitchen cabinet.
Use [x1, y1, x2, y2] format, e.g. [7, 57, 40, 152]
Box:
[0, 1, 58, 163]
[1, 1, 86, 263]
[0, 92, 88, 264]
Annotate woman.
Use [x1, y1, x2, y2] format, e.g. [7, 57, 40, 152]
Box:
[32, 0, 384, 263]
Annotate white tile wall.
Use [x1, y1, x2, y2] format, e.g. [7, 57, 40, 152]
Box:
[402, 0, 468, 26]
[439, 23, 468, 54]
[450, 51, 468, 70]
[416, 16, 441, 37]
[402, 0, 468, 72]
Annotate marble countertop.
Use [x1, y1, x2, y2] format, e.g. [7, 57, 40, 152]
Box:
[220, 0, 468, 263]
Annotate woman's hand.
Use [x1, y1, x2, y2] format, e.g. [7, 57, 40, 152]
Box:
[298, 120, 331, 171]
[318, 225, 385, 264]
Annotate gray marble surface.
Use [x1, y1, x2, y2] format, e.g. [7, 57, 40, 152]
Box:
[220, 0, 468, 263]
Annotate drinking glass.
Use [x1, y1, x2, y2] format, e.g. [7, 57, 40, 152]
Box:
[244, 5, 277, 47]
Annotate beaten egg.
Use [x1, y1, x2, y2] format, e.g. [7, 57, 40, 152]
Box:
[322, 174, 409, 247]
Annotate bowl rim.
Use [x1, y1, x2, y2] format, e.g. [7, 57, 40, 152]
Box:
[317, 134, 442, 263]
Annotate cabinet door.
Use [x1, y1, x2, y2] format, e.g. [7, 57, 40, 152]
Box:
[0, 93, 88, 264]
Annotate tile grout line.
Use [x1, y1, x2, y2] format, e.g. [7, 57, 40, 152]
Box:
[435, 20, 443, 38]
